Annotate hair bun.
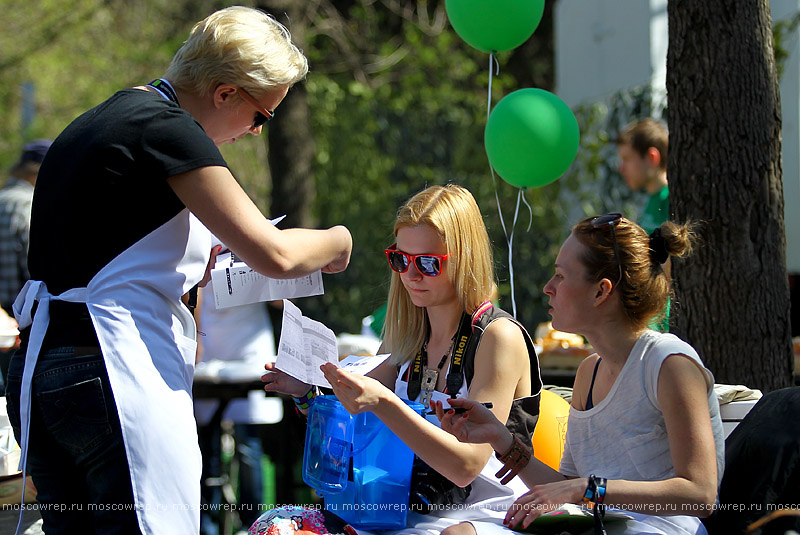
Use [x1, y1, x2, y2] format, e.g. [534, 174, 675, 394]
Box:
[649, 228, 669, 265]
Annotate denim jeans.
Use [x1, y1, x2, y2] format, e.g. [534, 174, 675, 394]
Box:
[4, 346, 142, 535]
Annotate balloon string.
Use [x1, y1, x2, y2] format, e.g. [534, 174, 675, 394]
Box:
[486, 53, 521, 319]
[487, 54, 508, 243]
[521, 188, 533, 231]
[507, 188, 524, 318]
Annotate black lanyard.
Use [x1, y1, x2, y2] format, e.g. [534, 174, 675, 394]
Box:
[407, 313, 472, 401]
[146, 78, 180, 105]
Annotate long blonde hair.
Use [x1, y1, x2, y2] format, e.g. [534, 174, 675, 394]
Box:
[383, 185, 495, 365]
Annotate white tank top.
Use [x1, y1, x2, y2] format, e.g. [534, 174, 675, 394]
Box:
[559, 330, 725, 484]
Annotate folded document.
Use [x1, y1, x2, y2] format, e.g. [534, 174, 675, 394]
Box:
[210, 252, 324, 309]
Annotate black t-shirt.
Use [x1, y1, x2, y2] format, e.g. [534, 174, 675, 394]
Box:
[30, 88, 227, 292]
[26, 88, 228, 346]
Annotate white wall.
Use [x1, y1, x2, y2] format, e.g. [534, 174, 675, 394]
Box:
[555, 0, 662, 107]
[773, 0, 800, 274]
[555, 0, 800, 273]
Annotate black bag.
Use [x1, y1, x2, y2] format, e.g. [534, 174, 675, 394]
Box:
[703, 387, 800, 535]
[408, 457, 472, 514]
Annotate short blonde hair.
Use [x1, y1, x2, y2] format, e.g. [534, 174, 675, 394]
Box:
[383, 185, 496, 365]
[166, 6, 308, 96]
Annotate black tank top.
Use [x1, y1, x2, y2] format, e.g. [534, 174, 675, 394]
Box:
[585, 358, 602, 410]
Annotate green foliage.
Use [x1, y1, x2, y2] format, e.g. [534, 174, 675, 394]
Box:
[0, 0, 666, 339]
[773, 11, 800, 80]
[0, 0, 191, 170]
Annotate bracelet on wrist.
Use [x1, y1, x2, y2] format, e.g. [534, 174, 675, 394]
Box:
[292, 387, 317, 410]
[494, 433, 532, 485]
[583, 474, 607, 504]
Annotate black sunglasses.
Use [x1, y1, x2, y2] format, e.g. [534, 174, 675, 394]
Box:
[591, 213, 623, 290]
[237, 87, 275, 129]
[384, 244, 448, 277]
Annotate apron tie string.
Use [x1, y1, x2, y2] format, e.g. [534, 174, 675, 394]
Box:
[11, 281, 87, 535]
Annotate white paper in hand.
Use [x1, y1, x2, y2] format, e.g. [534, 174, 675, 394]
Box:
[210, 255, 323, 309]
[338, 354, 390, 376]
[275, 300, 339, 387]
[209, 215, 323, 309]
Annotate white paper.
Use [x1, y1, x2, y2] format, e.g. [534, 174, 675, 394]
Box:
[209, 215, 323, 309]
[275, 300, 339, 387]
[210, 253, 324, 309]
[338, 354, 390, 376]
[275, 304, 390, 387]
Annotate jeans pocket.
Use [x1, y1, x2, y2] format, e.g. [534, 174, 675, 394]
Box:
[37, 376, 113, 456]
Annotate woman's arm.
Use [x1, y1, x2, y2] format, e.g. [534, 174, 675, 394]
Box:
[437, 398, 567, 490]
[366, 351, 401, 390]
[503, 353, 718, 529]
[597, 354, 718, 516]
[168, 166, 352, 277]
[321, 319, 529, 487]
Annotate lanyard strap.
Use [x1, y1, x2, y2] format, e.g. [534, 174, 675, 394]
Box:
[147, 78, 180, 105]
[407, 312, 473, 401]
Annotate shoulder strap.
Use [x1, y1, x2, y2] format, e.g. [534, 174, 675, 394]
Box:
[463, 307, 542, 394]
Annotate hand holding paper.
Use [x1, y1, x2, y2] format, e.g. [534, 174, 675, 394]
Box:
[274, 300, 389, 387]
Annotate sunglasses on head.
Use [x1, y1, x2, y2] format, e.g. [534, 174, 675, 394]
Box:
[590, 212, 623, 290]
[384, 244, 448, 277]
[237, 87, 275, 129]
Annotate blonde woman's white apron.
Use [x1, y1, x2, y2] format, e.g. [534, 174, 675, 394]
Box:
[14, 209, 211, 534]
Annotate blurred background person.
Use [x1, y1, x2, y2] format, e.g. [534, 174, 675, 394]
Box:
[616, 118, 669, 235]
[0, 140, 51, 314]
[0, 140, 50, 386]
[616, 119, 671, 331]
[194, 280, 277, 535]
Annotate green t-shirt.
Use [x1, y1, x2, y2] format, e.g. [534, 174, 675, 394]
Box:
[639, 186, 669, 235]
[639, 186, 670, 332]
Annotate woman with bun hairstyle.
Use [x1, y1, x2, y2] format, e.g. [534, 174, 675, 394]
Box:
[435, 214, 724, 535]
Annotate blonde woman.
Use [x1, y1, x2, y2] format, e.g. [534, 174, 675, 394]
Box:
[264, 184, 541, 535]
[5, 7, 351, 534]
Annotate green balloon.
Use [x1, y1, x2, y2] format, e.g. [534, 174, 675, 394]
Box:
[484, 88, 580, 189]
[445, 0, 544, 53]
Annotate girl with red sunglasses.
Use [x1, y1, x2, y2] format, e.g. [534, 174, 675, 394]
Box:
[263, 184, 541, 535]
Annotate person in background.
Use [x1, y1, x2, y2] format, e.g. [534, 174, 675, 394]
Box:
[616, 118, 669, 235]
[0, 140, 50, 388]
[0, 140, 51, 316]
[4, 7, 352, 535]
[436, 214, 724, 535]
[616, 118, 671, 331]
[262, 184, 541, 535]
[195, 282, 277, 535]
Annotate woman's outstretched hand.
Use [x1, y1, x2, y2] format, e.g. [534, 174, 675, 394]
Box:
[434, 397, 507, 447]
[262, 362, 310, 398]
[320, 362, 392, 415]
[503, 478, 584, 529]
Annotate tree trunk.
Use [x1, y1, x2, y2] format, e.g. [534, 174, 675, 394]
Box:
[667, 0, 793, 392]
[261, 2, 315, 229]
[267, 82, 315, 229]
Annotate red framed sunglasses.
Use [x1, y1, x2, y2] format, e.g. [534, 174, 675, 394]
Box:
[384, 244, 448, 277]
